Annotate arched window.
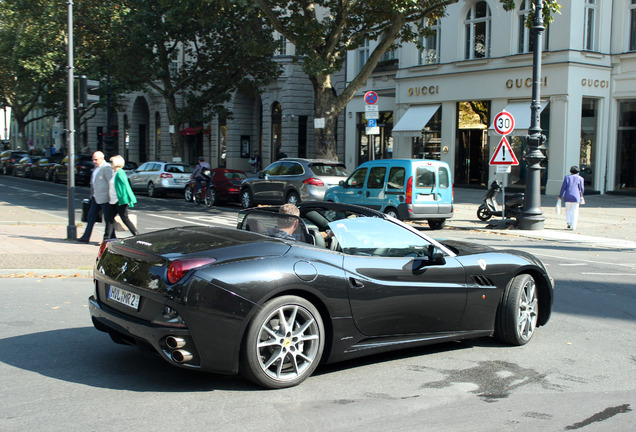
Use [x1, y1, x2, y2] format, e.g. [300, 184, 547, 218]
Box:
[465, 1, 491, 60]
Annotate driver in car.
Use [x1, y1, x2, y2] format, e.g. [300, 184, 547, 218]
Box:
[268, 204, 301, 241]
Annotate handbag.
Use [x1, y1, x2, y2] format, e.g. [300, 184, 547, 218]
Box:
[81, 199, 102, 223]
[114, 213, 137, 232]
[578, 180, 585, 205]
[556, 198, 562, 214]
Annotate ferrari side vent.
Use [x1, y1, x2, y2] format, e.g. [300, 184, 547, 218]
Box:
[472, 275, 495, 287]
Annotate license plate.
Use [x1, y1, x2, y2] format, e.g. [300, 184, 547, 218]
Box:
[174, 179, 186, 184]
[418, 194, 434, 201]
[108, 286, 140, 310]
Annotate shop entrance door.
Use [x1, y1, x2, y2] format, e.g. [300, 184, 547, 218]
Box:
[455, 101, 490, 186]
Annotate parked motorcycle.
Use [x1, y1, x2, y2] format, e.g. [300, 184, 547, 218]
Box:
[476, 180, 524, 221]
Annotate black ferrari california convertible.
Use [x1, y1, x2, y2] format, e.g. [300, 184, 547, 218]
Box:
[89, 202, 553, 389]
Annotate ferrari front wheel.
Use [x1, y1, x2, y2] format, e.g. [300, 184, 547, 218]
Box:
[495, 274, 538, 346]
[241, 296, 324, 389]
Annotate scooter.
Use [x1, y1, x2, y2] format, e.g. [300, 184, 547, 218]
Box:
[476, 180, 524, 221]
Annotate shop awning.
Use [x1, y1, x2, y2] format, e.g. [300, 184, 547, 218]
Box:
[392, 105, 441, 137]
[180, 127, 200, 136]
[489, 101, 549, 136]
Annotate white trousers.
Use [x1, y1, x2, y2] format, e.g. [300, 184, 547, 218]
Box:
[565, 201, 580, 230]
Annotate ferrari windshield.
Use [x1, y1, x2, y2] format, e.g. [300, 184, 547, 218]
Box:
[328, 217, 433, 256]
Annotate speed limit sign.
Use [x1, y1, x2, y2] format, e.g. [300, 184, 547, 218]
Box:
[493, 111, 515, 135]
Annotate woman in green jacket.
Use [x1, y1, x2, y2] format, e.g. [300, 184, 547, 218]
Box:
[109, 155, 139, 236]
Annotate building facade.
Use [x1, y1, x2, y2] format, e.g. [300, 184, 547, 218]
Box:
[344, 0, 636, 195]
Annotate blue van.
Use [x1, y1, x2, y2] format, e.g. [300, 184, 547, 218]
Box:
[324, 159, 453, 229]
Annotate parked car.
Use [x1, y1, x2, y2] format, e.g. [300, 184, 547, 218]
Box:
[240, 158, 349, 208]
[89, 201, 553, 389]
[28, 154, 65, 180]
[128, 161, 194, 197]
[325, 159, 454, 229]
[0, 150, 28, 175]
[12, 156, 41, 177]
[51, 154, 94, 185]
[184, 167, 247, 205]
[123, 161, 138, 177]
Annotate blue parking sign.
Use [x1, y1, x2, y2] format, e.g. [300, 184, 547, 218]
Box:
[367, 119, 377, 127]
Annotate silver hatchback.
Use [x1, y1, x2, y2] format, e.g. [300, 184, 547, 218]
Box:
[128, 161, 194, 197]
[240, 158, 349, 208]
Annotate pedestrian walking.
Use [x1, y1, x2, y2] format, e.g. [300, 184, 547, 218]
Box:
[249, 150, 260, 173]
[77, 151, 116, 243]
[558, 165, 585, 230]
[108, 155, 139, 236]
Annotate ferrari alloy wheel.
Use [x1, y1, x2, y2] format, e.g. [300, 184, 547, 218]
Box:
[477, 204, 492, 221]
[241, 189, 253, 208]
[242, 296, 324, 389]
[205, 188, 217, 207]
[495, 274, 538, 346]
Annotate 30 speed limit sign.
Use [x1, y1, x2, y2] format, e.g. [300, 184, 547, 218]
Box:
[493, 111, 515, 135]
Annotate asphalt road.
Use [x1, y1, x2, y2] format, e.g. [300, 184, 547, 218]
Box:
[1, 176, 635, 431]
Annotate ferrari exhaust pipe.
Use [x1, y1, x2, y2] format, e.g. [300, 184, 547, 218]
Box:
[165, 336, 186, 349]
[172, 349, 193, 363]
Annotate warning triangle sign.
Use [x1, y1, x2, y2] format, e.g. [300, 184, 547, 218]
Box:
[489, 136, 519, 165]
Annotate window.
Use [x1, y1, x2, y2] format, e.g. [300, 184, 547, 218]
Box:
[584, 0, 597, 51]
[439, 167, 450, 189]
[419, 18, 440, 64]
[416, 167, 436, 188]
[358, 38, 369, 73]
[274, 33, 287, 56]
[465, 1, 491, 60]
[518, 0, 549, 54]
[630, 0, 636, 51]
[367, 167, 387, 189]
[169, 48, 180, 78]
[347, 168, 368, 188]
[580, 98, 598, 189]
[387, 167, 406, 190]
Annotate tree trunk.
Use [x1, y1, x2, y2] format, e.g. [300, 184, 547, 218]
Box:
[313, 77, 340, 161]
[163, 92, 183, 159]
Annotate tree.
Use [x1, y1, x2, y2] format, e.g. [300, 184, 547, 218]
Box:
[248, 0, 561, 160]
[0, 0, 68, 149]
[98, 0, 280, 159]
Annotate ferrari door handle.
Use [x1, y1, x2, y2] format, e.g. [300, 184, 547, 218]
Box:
[349, 277, 364, 289]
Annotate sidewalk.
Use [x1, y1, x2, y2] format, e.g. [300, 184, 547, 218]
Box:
[1, 188, 635, 277]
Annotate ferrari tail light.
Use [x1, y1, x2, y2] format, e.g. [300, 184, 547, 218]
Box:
[160, 172, 173, 179]
[97, 239, 117, 260]
[405, 176, 413, 204]
[303, 178, 325, 187]
[167, 258, 216, 284]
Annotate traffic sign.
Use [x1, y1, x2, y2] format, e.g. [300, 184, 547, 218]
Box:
[365, 111, 379, 120]
[489, 136, 519, 165]
[493, 110, 515, 135]
[367, 119, 377, 127]
[364, 91, 378, 105]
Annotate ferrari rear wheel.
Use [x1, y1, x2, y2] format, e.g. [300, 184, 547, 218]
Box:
[241, 295, 324, 389]
[495, 274, 538, 346]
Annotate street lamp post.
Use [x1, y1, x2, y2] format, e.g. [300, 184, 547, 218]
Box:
[518, 0, 546, 230]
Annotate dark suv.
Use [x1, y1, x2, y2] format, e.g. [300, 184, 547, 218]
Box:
[0, 150, 29, 175]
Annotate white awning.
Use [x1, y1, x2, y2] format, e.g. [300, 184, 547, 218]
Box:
[489, 101, 549, 136]
[392, 105, 441, 137]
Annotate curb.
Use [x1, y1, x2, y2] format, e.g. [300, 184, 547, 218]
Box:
[0, 269, 93, 278]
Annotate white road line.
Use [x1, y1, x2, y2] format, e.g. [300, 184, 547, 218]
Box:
[581, 272, 636, 276]
[559, 263, 587, 266]
[532, 252, 636, 269]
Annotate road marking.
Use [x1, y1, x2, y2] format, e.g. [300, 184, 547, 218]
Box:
[581, 272, 636, 276]
[559, 263, 586, 266]
[533, 252, 636, 269]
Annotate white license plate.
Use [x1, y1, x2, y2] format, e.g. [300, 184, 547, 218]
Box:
[174, 179, 187, 184]
[108, 286, 140, 310]
[418, 194, 434, 201]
